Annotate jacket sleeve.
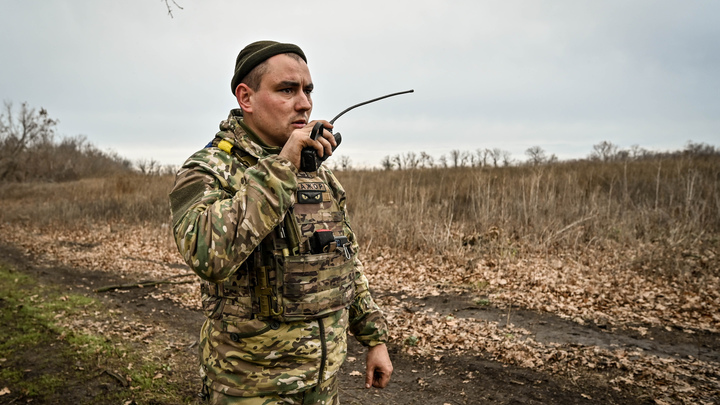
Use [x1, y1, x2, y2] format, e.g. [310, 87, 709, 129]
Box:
[169, 150, 298, 283]
[323, 169, 389, 347]
[347, 258, 390, 347]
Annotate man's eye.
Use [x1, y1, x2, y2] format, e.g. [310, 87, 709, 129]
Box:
[281, 88, 293, 94]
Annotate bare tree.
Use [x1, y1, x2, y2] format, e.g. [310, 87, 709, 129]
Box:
[591, 141, 618, 162]
[161, 164, 179, 176]
[685, 141, 717, 156]
[525, 146, 547, 166]
[0, 102, 57, 180]
[490, 148, 505, 167]
[467, 152, 478, 167]
[630, 144, 647, 160]
[460, 151, 471, 167]
[476, 149, 489, 167]
[136, 158, 161, 175]
[419, 152, 434, 168]
[438, 155, 448, 168]
[338, 155, 352, 171]
[501, 150, 513, 167]
[449, 150, 463, 168]
[391, 154, 404, 171]
[402, 152, 420, 169]
[380, 155, 394, 170]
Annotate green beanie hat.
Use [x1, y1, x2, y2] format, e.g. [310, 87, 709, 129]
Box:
[230, 40, 307, 95]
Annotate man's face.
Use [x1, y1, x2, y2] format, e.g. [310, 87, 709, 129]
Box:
[242, 54, 314, 147]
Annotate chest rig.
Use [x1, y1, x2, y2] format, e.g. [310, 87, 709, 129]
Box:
[201, 137, 356, 322]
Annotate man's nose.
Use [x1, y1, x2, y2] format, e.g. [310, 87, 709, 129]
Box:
[296, 92, 312, 111]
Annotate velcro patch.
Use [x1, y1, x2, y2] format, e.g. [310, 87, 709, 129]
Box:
[297, 190, 323, 204]
[298, 182, 327, 191]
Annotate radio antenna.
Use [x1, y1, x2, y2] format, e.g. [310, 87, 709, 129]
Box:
[329, 89, 414, 124]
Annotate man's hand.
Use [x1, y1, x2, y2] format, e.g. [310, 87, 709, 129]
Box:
[365, 343, 393, 389]
[279, 120, 335, 169]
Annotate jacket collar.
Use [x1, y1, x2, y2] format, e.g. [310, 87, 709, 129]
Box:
[218, 109, 282, 159]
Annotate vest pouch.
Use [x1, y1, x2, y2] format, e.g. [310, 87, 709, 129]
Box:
[200, 263, 256, 320]
[277, 250, 355, 322]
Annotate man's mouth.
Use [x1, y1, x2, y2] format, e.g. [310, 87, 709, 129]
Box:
[292, 119, 307, 128]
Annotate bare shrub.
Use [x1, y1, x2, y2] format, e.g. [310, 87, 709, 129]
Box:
[0, 102, 131, 182]
[0, 102, 57, 181]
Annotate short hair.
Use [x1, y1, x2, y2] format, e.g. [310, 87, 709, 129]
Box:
[241, 53, 306, 92]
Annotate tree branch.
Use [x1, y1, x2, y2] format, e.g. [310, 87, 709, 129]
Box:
[164, 0, 183, 18]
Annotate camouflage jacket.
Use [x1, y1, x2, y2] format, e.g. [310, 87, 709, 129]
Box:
[169, 109, 388, 396]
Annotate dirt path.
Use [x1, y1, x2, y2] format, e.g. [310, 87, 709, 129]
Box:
[1, 243, 662, 404]
[394, 294, 720, 365]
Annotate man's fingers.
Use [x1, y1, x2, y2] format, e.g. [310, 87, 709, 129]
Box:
[315, 129, 335, 157]
[373, 370, 390, 388]
[364, 343, 392, 389]
[305, 129, 334, 158]
[304, 122, 335, 158]
[366, 364, 382, 389]
[321, 128, 337, 148]
[365, 366, 391, 389]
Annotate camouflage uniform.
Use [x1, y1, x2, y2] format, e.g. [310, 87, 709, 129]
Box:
[169, 109, 388, 400]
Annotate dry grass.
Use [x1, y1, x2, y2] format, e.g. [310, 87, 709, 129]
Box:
[336, 154, 720, 279]
[0, 173, 174, 227]
[1, 153, 717, 280]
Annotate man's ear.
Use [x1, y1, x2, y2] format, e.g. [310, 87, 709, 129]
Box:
[235, 83, 253, 113]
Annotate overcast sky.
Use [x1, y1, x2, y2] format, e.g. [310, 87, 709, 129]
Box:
[2, 0, 718, 168]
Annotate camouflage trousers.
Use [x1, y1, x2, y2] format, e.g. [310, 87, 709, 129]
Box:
[208, 374, 339, 405]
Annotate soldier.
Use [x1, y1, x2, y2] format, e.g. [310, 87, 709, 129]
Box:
[169, 40, 392, 404]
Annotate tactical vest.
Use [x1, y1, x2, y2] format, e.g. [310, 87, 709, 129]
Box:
[200, 137, 356, 322]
